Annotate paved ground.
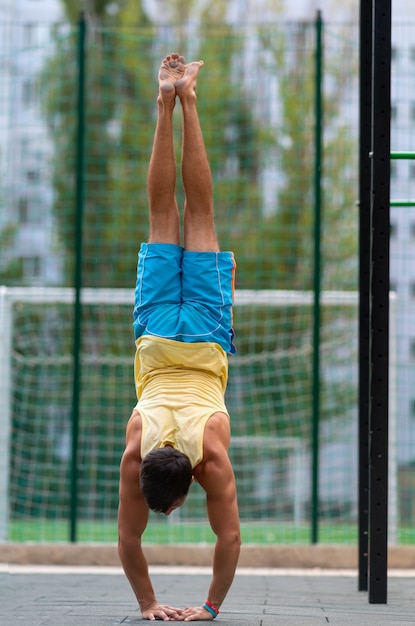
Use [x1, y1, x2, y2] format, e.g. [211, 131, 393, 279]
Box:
[2, 565, 415, 625]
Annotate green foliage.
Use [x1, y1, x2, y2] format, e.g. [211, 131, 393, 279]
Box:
[41, 1, 262, 288]
[41, 1, 154, 287]
[258, 23, 358, 291]
[228, 22, 359, 439]
[0, 223, 24, 284]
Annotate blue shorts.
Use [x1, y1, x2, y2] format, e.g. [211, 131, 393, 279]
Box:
[133, 243, 236, 354]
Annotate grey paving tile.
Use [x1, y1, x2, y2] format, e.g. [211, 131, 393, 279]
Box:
[1, 569, 414, 625]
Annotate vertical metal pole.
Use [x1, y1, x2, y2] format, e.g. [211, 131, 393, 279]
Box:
[369, 0, 391, 604]
[358, 0, 373, 593]
[311, 10, 323, 545]
[70, 11, 87, 543]
[0, 288, 12, 541]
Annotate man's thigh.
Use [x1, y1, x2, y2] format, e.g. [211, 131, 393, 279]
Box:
[181, 250, 236, 353]
[181, 250, 235, 307]
[133, 243, 183, 339]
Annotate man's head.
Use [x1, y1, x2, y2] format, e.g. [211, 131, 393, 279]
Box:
[140, 447, 193, 514]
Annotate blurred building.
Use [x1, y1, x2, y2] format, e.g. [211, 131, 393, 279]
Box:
[0, 0, 63, 284]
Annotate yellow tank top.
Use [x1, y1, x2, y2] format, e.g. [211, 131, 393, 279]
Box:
[134, 336, 229, 468]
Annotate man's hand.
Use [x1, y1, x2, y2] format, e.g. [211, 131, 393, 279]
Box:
[181, 605, 214, 621]
[141, 602, 184, 621]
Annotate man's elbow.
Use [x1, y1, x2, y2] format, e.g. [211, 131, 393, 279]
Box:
[219, 528, 241, 551]
[118, 531, 140, 561]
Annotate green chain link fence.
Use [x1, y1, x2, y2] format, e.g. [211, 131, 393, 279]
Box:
[0, 14, 414, 546]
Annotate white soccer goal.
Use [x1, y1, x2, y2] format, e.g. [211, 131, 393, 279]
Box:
[0, 286, 397, 543]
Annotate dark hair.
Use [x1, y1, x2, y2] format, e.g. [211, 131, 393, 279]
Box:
[140, 447, 193, 513]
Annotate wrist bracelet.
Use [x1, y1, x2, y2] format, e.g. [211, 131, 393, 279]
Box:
[203, 600, 219, 618]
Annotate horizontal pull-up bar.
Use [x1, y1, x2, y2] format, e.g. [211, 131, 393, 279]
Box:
[390, 151, 415, 160]
[390, 200, 415, 207]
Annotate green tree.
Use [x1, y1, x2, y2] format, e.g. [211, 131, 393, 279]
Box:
[259, 22, 358, 291]
[229, 22, 359, 439]
[41, 0, 154, 288]
[0, 162, 23, 283]
[0, 223, 24, 284]
[43, 0, 263, 288]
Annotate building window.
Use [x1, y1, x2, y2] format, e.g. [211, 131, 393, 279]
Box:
[23, 23, 35, 48]
[390, 161, 398, 180]
[411, 399, 415, 419]
[22, 78, 39, 108]
[410, 339, 415, 359]
[18, 196, 42, 223]
[410, 222, 415, 238]
[30, 197, 43, 223]
[22, 79, 33, 106]
[391, 46, 398, 62]
[26, 169, 40, 183]
[391, 103, 398, 122]
[20, 138, 30, 163]
[18, 197, 29, 223]
[390, 221, 397, 237]
[410, 163, 415, 180]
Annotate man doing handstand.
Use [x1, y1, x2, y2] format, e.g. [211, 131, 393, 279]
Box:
[117, 53, 241, 621]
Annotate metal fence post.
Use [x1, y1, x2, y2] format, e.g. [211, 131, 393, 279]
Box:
[311, 9, 323, 545]
[368, 0, 391, 604]
[358, 0, 373, 593]
[70, 10, 87, 543]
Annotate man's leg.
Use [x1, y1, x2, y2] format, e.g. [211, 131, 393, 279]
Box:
[147, 54, 185, 245]
[176, 61, 219, 252]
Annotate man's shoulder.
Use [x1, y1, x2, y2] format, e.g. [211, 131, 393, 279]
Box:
[124, 410, 143, 459]
[201, 412, 231, 456]
[127, 407, 142, 429]
[194, 415, 235, 493]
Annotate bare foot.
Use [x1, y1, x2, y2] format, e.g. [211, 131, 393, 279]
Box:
[175, 60, 204, 101]
[158, 53, 186, 100]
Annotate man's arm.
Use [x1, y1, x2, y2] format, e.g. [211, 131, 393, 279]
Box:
[118, 444, 182, 621]
[204, 455, 241, 604]
[181, 415, 241, 621]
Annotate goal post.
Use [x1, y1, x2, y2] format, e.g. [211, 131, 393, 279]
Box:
[0, 287, 13, 542]
[0, 286, 397, 543]
[0, 286, 134, 542]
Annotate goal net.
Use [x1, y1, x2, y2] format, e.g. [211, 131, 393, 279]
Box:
[0, 286, 361, 544]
